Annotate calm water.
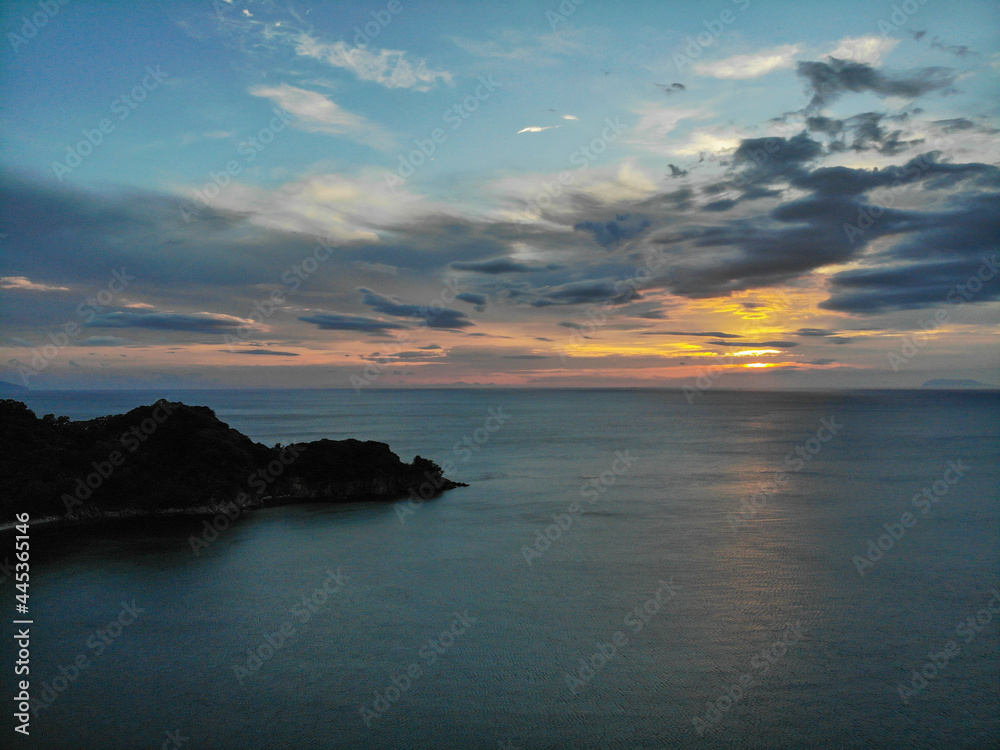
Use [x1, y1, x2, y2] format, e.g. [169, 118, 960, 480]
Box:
[3, 389, 999, 749]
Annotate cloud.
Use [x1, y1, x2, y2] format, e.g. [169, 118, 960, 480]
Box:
[820, 192, 1000, 313]
[827, 36, 897, 65]
[297, 312, 407, 333]
[806, 112, 922, 155]
[450, 30, 585, 62]
[294, 33, 451, 90]
[821, 258, 1000, 313]
[228, 349, 300, 356]
[249, 84, 393, 149]
[359, 287, 474, 329]
[517, 126, 560, 134]
[709, 340, 799, 348]
[694, 45, 800, 79]
[655, 82, 686, 95]
[631, 107, 704, 152]
[75, 336, 130, 346]
[0, 276, 69, 292]
[522, 278, 640, 307]
[796, 328, 837, 337]
[575, 213, 651, 248]
[87, 311, 265, 334]
[797, 58, 959, 108]
[455, 292, 487, 311]
[640, 330, 743, 338]
[354, 261, 399, 276]
[451, 258, 556, 274]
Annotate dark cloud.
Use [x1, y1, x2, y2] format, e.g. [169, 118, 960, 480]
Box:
[796, 328, 837, 337]
[418, 343, 442, 349]
[358, 287, 474, 329]
[666, 164, 689, 179]
[574, 213, 652, 248]
[704, 199, 737, 212]
[656, 82, 686, 95]
[797, 58, 958, 109]
[87, 311, 254, 333]
[297, 312, 407, 333]
[640, 330, 742, 338]
[730, 133, 825, 184]
[708, 340, 799, 348]
[503, 354, 550, 359]
[228, 349, 300, 356]
[75, 336, 130, 346]
[933, 118, 975, 133]
[366, 350, 443, 362]
[842, 112, 921, 155]
[455, 292, 487, 311]
[791, 152, 1000, 196]
[451, 258, 557, 274]
[632, 309, 669, 319]
[523, 278, 640, 307]
[930, 37, 973, 59]
[821, 257, 1000, 313]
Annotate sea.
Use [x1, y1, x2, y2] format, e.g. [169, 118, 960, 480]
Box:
[2, 388, 998, 749]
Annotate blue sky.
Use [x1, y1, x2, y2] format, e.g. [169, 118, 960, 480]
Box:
[1, 0, 998, 389]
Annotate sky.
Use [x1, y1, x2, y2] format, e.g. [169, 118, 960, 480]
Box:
[0, 0, 998, 390]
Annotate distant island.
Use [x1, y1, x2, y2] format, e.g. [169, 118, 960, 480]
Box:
[0, 399, 464, 524]
[921, 379, 997, 389]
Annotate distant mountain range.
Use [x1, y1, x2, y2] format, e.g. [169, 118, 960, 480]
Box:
[921, 379, 997, 389]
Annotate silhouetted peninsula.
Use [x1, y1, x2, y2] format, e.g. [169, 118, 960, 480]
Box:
[0, 399, 464, 522]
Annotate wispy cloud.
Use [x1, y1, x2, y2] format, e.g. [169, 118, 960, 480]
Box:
[294, 33, 451, 90]
[694, 45, 800, 79]
[517, 125, 561, 134]
[0, 276, 69, 292]
[828, 36, 898, 65]
[450, 29, 585, 63]
[249, 84, 393, 149]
